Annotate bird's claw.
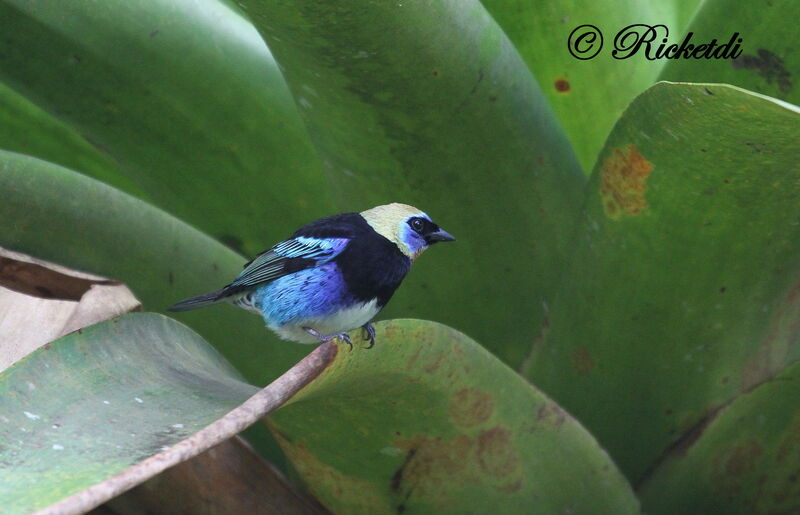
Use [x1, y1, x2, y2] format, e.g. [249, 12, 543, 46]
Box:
[303, 327, 353, 351]
[338, 332, 353, 351]
[361, 323, 376, 349]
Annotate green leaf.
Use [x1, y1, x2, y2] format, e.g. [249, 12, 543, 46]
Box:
[238, 0, 586, 368]
[659, 0, 800, 107]
[269, 319, 639, 514]
[0, 150, 310, 386]
[0, 0, 337, 257]
[0, 313, 258, 514]
[482, 0, 701, 171]
[525, 83, 800, 482]
[639, 359, 800, 513]
[0, 82, 143, 198]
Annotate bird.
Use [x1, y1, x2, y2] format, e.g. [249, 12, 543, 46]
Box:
[168, 203, 455, 349]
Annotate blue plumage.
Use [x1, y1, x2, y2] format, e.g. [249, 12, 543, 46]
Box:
[168, 203, 455, 347]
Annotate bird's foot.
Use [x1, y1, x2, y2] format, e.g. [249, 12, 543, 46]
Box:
[361, 323, 376, 349]
[303, 327, 353, 351]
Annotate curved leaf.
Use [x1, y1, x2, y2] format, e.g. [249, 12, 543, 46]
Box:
[639, 360, 800, 513]
[0, 150, 311, 386]
[526, 82, 800, 482]
[269, 319, 639, 514]
[659, 0, 800, 108]
[0, 0, 337, 256]
[238, 0, 586, 367]
[0, 313, 335, 514]
[0, 82, 141, 197]
[0, 314, 257, 513]
[482, 0, 701, 171]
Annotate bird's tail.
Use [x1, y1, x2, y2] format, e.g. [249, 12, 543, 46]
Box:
[167, 289, 227, 312]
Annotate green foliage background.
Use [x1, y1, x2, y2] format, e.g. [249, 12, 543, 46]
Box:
[1, 0, 799, 512]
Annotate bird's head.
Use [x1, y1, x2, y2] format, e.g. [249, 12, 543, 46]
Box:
[360, 203, 456, 260]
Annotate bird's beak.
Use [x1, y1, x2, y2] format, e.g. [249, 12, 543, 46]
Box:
[426, 228, 456, 244]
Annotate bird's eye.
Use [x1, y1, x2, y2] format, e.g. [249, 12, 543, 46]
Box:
[411, 218, 425, 233]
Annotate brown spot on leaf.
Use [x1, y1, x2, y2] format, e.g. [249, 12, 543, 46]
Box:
[498, 478, 523, 493]
[572, 347, 594, 375]
[477, 427, 519, 478]
[393, 434, 479, 505]
[449, 388, 494, 428]
[732, 49, 792, 93]
[745, 141, 767, 153]
[405, 346, 423, 370]
[536, 402, 567, 429]
[391, 448, 417, 492]
[743, 283, 800, 390]
[713, 440, 764, 489]
[599, 145, 653, 220]
[554, 78, 570, 92]
[423, 351, 446, 373]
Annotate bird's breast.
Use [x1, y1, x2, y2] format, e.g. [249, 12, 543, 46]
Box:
[335, 234, 411, 306]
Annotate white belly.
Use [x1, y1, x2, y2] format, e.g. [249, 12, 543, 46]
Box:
[271, 298, 381, 344]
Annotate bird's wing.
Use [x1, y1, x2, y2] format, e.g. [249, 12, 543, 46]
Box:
[226, 236, 350, 290]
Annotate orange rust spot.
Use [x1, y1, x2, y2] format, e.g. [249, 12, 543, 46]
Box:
[449, 388, 494, 428]
[599, 144, 654, 220]
[554, 78, 570, 92]
[477, 426, 519, 478]
[572, 347, 594, 375]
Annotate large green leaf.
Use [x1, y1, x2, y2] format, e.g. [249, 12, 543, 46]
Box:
[526, 83, 800, 482]
[0, 0, 336, 257]
[269, 319, 639, 514]
[482, 0, 701, 172]
[238, 0, 586, 368]
[639, 359, 800, 513]
[0, 150, 310, 386]
[659, 0, 800, 108]
[0, 313, 258, 513]
[0, 83, 143, 198]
